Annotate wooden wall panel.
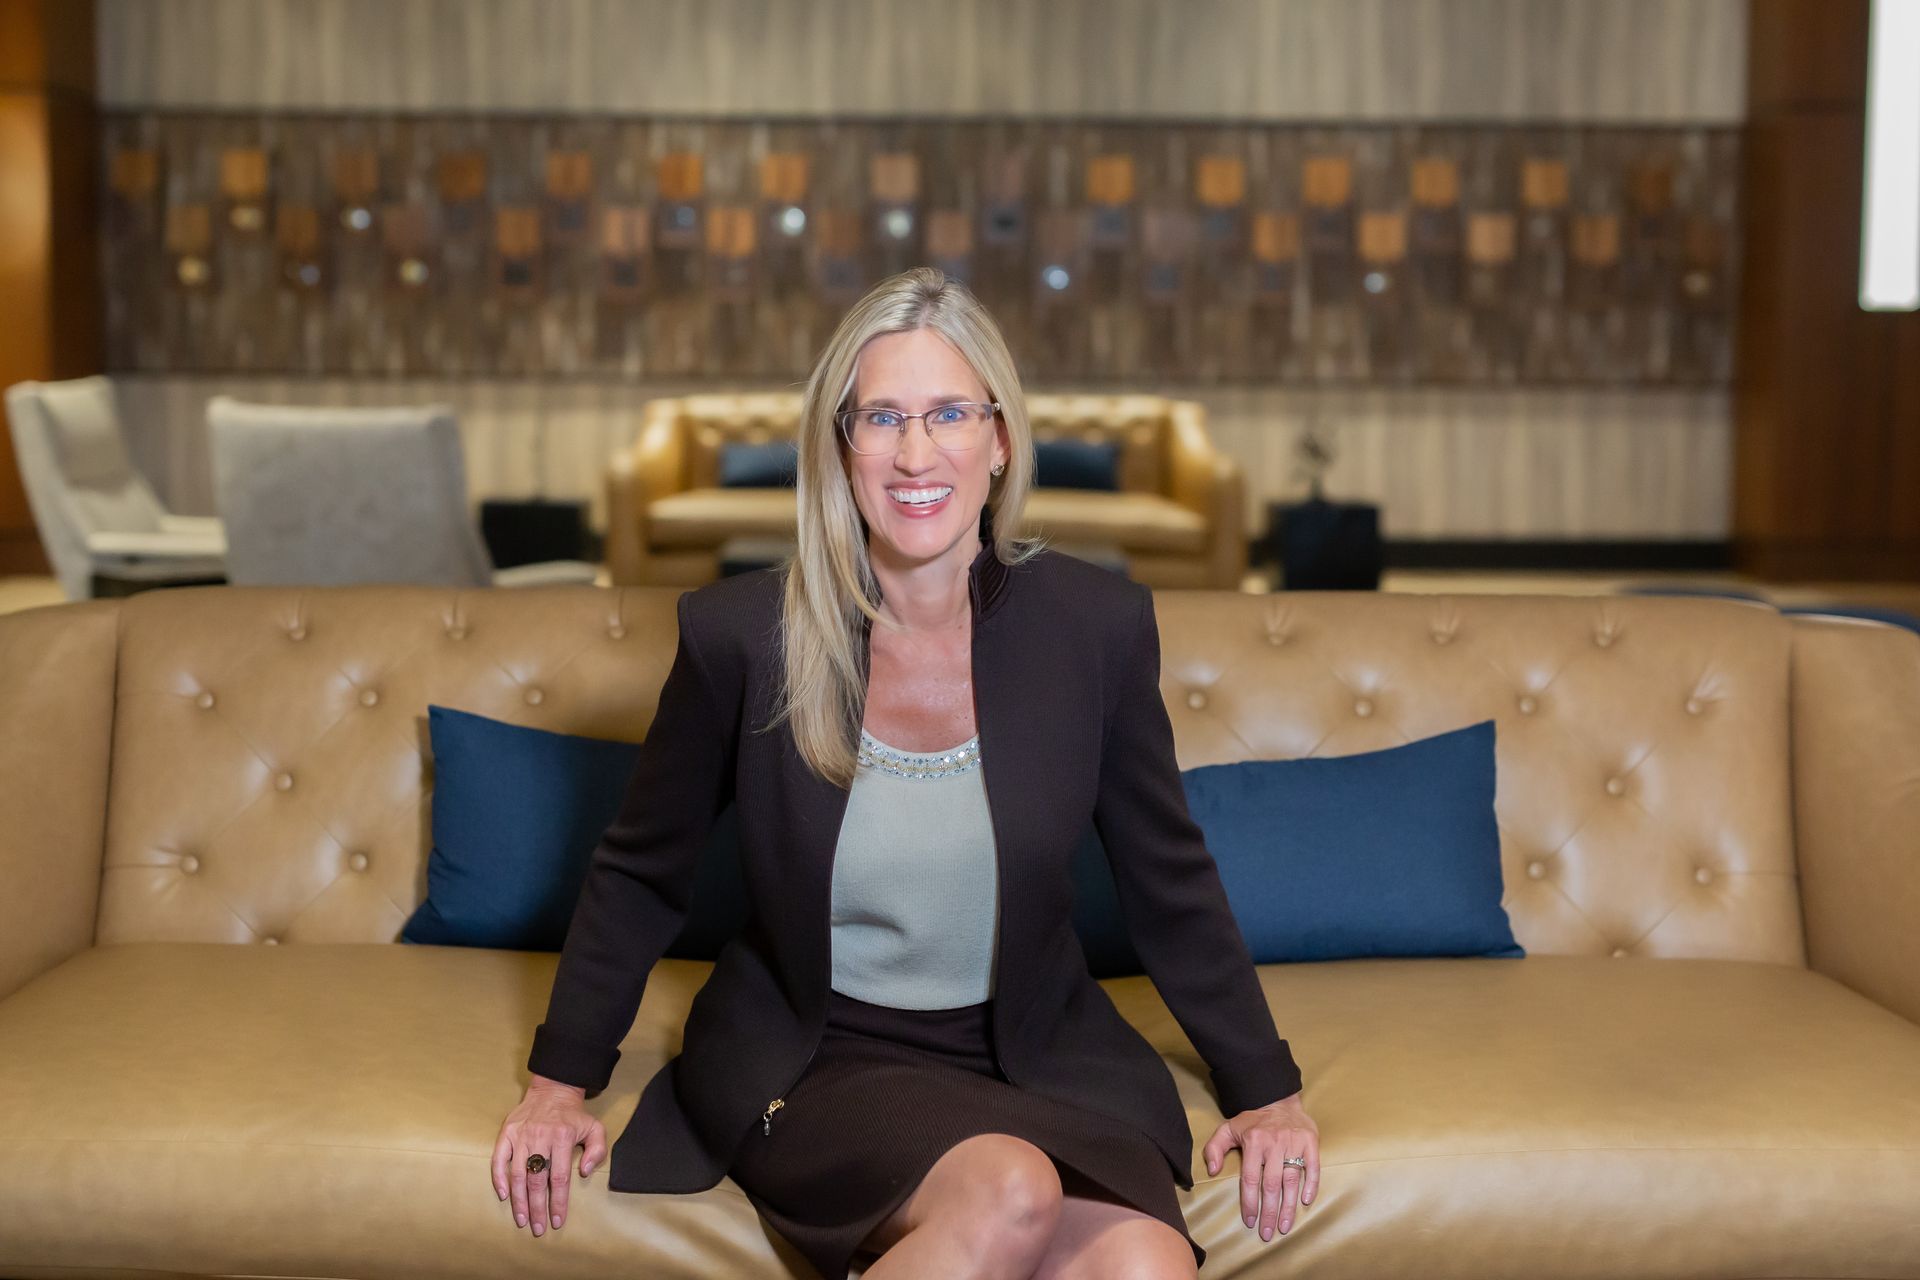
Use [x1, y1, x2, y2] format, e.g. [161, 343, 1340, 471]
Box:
[96, 0, 1748, 124]
[1734, 0, 1920, 580]
[0, 0, 100, 576]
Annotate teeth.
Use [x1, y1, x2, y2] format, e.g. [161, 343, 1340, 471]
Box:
[889, 486, 952, 506]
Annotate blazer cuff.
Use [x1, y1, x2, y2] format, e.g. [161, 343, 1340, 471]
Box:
[527, 1022, 620, 1098]
[1210, 1042, 1304, 1116]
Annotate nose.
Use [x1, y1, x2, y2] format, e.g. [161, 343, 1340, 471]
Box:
[893, 417, 941, 472]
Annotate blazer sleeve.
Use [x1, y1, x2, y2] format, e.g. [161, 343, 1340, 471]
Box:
[1090, 582, 1305, 1116]
[525, 588, 739, 1097]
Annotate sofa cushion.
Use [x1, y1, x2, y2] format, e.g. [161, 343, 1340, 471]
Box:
[648, 488, 800, 547]
[649, 487, 1207, 554]
[402, 704, 748, 957]
[3, 944, 1917, 1277]
[1072, 720, 1521, 977]
[1020, 489, 1208, 553]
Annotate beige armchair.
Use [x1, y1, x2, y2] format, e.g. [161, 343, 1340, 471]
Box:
[605, 393, 1246, 588]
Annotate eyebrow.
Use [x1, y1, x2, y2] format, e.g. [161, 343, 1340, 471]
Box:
[856, 393, 982, 409]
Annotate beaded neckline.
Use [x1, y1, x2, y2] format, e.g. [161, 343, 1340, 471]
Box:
[858, 728, 983, 779]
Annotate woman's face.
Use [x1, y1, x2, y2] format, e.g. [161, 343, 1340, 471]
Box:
[842, 328, 1010, 568]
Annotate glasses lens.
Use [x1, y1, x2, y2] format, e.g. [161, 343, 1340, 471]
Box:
[840, 403, 993, 452]
[844, 411, 896, 453]
[926, 404, 988, 448]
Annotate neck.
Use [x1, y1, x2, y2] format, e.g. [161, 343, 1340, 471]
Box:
[869, 532, 983, 633]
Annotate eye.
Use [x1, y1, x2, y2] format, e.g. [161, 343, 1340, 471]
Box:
[865, 410, 903, 428]
[932, 405, 966, 424]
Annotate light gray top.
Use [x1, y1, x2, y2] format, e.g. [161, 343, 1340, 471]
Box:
[828, 727, 1001, 1010]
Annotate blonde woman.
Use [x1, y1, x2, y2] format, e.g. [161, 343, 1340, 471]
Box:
[493, 267, 1321, 1278]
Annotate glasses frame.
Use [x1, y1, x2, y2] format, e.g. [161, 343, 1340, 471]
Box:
[835, 400, 1002, 455]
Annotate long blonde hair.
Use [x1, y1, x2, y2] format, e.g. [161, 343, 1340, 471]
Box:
[766, 266, 1046, 788]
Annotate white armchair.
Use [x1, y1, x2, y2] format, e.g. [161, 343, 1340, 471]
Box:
[3, 376, 229, 599]
[206, 398, 600, 589]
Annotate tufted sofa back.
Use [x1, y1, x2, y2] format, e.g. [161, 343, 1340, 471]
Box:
[67, 584, 1800, 965]
[658, 392, 1184, 493]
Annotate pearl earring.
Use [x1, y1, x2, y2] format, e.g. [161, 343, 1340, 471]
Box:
[991, 462, 1004, 476]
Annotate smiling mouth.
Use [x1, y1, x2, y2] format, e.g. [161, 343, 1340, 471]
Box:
[888, 485, 953, 506]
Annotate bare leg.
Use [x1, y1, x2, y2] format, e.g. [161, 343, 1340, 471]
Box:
[1027, 1189, 1198, 1280]
[859, 1133, 1064, 1280]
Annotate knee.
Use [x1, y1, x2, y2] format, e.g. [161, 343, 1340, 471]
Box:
[964, 1135, 1064, 1241]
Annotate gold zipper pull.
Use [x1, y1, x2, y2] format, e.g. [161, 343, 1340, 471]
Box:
[762, 1098, 785, 1135]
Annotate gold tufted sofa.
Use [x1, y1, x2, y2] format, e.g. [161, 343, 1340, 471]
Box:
[4, 583, 1920, 1279]
[605, 392, 1247, 589]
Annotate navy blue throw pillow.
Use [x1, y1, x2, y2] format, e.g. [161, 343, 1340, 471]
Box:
[402, 704, 748, 955]
[1071, 720, 1522, 977]
[1034, 438, 1120, 490]
[718, 440, 800, 488]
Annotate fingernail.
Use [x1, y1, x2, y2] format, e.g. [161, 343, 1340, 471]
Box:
[1262, 1226, 1272, 1240]
[552, 1215, 561, 1229]
[1304, 1192, 1312, 1204]
[516, 1213, 526, 1227]
[532, 1223, 543, 1237]
[1245, 1215, 1254, 1227]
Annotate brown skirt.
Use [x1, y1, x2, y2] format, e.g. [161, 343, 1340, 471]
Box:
[725, 988, 1204, 1280]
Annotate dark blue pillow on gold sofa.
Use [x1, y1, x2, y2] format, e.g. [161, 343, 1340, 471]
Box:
[718, 440, 800, 488]
[1033, 438, 1120, 490]
[1070, 719, 1522, 977]
[401, 704, 748, 955]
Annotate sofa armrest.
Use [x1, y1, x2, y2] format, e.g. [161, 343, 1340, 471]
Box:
[1790, 614, 1920, 1027]
[0, 600, 119, 1000]
[1164, 400, 1248, 589]
[86, 527, 228, 559]
[604, 406, 690, 586]
[155, 513, 224, 539]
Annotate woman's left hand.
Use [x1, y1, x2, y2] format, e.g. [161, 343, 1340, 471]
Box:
[1202, 1092, 1320, 1242]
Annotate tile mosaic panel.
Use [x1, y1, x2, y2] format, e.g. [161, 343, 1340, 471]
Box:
[102, 113, 1740, 386]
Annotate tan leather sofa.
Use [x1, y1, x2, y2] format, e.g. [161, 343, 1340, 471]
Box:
[3, 583, 1919, 1278]
[606, 392, 1247, 589]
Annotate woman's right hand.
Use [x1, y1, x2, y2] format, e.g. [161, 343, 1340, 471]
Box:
[492, 1077, 608, 1237]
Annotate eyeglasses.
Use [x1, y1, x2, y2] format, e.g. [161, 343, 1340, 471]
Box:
[836, 401, 1001, 455]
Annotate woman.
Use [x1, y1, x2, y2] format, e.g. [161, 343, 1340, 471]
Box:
[491, 267, 1321, 1278]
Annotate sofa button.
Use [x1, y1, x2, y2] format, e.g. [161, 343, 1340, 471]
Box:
[359, 688, 380, 708]
[1526, 859, 1546, 880]
[1353, 697, 1374, 717]
[525, 687, 545, 706]
[447, 625, 468, 640]
[1431, 630, 1453, 646]
[607, 624, 627, 640]
[1604, 775, 1625, 797]
[1517, 695, 1538, 715]
[1610, 946, 1628, 957]
[180, 854, 201, 874]
[1186, 689, 1207, 710]
[1694, 866, 1712, 885]
[1265, 632, 1288, 647]
[275, 771, 294, 791]
[349, 852, 370, 872]
[1594, 631, 1615, 649]
[196, 691, 216, 710]
[262, 935, 281, 946]
[1684, 697, 1703, 716]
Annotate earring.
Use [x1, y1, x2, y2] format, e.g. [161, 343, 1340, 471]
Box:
[991, 462, 1005, 476]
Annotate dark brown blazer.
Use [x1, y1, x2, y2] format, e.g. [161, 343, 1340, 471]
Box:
[526, 531, 1305, 1195]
